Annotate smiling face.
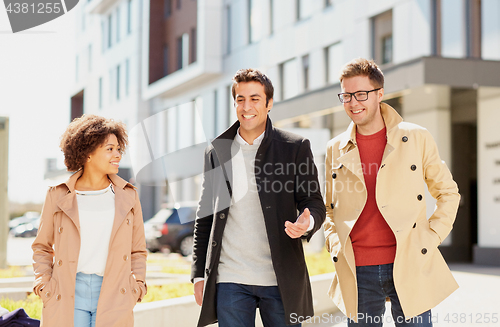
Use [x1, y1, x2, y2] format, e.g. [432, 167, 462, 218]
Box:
[234, 81, 273, 144]
[341, 75, 385, 135]
[86, 134, 121, 175]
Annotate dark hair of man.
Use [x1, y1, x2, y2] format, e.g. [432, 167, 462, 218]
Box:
[339, 58, 385, 88]
[231, 68, 274, 107]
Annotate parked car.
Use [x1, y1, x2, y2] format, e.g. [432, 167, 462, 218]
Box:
[9, 211, 40, 230]
[9, 217, 40, 238]
[144, 206, 196, 256]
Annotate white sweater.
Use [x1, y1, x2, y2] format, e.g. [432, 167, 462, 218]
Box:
[217, 136, 277, 286]
[75, 183, 115, 276]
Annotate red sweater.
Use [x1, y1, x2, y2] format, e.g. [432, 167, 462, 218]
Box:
[350, 127, 396, 266]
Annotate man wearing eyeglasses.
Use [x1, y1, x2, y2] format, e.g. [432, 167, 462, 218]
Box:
[324, 58, 460, 326]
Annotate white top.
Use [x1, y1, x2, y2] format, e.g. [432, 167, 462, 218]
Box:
[75, 183, 115, 276]
[218, 139, 277, 286]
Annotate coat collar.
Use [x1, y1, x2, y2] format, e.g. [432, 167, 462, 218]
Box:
[212, 115, 274, 165]
[54, 170, 136, 233]
[338, 102, 403, 151]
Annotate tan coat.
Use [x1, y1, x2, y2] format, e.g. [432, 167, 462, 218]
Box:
[324, 103, 460, 320]
[32, 171, 147, 327]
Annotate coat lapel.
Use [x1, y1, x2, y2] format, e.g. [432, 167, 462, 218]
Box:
[56, 171, 83, 231]
[108, 174, 136, 244]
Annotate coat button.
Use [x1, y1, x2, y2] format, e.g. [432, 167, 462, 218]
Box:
[120, 288, 127, 294]
[402, 136, 408, 142]
[56, 294, 61, 301]
[413, 223, 416, 228]
[330, 203, 334, 209]
[421, 248, 428, 254]
[417, 194, 423, 201]
[212, 241, 217, 247]
[411, 165, 417, 171]
[57, 260, 63, 266]
[205, 268, 210, 276]
[58, 227, 63, 233]
[123, 255, 128, 261]
[127, 219, 130, 225]
[45, 291, 51, 298]
[332, 173, 337, 179]
[219, 213, 226, 219]
[132, 288, 138, 294]
[333, 256, 338, 262]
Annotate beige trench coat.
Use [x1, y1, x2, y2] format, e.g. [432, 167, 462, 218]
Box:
[32, 171, 147, 327]
[324, 103, 460, 320]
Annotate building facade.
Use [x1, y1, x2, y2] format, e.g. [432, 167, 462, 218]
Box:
[68, 0, 500, 264]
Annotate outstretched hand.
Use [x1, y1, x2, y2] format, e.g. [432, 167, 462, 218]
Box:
[284, 208, 310, 239]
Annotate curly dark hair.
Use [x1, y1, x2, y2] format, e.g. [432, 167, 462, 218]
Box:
[60, 114, 128, 172]
[231, 68, 274, 107]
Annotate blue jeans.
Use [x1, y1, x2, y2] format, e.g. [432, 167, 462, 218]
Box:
[216, 283, 301, 327]
[74, 272, 103, 327]
[348, 263, 432, 327]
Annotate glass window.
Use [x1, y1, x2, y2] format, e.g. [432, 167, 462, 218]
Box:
[108, 14, 112, 48]
[441, 0, 465, 58]
[281, 58, 299, 100]
[163, 45, 169, 76]
[298, 0, 313, 20]
[116, 65, 120, 100]
[226, 5, 232, 54]
[99, 77, 103, 109]
[382, 35, 393, 64]
[372, 10, 392, 65]
[176, 37, 183, 70]
[326, 42, 343, 84]
[88, 45, 92, 72]
[190, 28, 197, 64]
[101, 21, 105, 53]
[249, 0, 262, 44]
[302, 55, 310, 91]
[116, 7, 120, 43]
[164, 0, 172, 18]
[127, 0, 132, 34]
[269, 0, 274, 34]
[125, 59, 130, 95]
[481, 0, 500, 60]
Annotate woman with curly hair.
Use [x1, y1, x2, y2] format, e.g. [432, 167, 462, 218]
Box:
[32, 115, 147, 327]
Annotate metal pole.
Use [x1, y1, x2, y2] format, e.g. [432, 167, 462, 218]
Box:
[0, 117, 9, 269]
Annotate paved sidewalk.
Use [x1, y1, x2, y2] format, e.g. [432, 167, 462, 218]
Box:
[305, 264, 500, 327]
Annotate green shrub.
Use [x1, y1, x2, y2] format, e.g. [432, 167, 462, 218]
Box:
[0, 293, 42, 320]
[0, 266, 31, 278]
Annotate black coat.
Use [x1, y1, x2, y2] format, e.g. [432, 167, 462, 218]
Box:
[191, 117, 326, 326]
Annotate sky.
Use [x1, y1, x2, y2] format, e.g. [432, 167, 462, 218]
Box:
[0, 7, 76, 203]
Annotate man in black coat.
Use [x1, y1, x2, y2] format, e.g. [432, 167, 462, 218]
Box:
[191, 68, 326, 327]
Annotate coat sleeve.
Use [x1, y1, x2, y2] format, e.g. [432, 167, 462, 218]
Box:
[421, 129, 460, 243]
[131, 189, 148, 302]
[32, 188, 56, 296]
[323, 141, 340, 253]
[191, 147, 215, 282]
[295, 138, 326, 241]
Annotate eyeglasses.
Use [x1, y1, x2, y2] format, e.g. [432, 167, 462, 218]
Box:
[338, 88, 381, 103]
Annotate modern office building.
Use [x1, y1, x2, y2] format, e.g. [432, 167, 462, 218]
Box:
[67, 0, 500, 264]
